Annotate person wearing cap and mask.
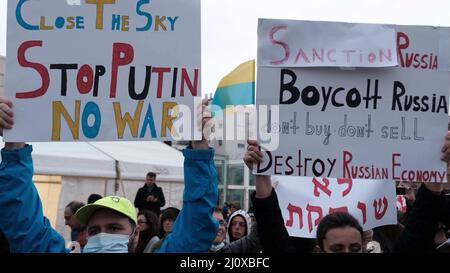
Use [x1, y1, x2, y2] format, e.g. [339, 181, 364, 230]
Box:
[75, 196, 139, 253]
[0, 97, 218, 253]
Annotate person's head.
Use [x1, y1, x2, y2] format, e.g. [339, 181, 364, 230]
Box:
[137, 210, 159, 237]
[145, 172, 157, 186]
[135, 210, 160, 253]
[64, 201, 85, 230]
[227, 210, 251, 242]
[87, 193, 103, 204]
[213, 207, 226, 244]
[160, 207, 180, 236]
[75, 196, 137, 253]
[316, 212, 364, 253]
[397, 181, 416, 206]
[228, 201, 240, 215]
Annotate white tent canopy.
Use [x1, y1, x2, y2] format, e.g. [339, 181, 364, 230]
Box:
[30, 141, 185, 181]
[0, 139, 185, 242]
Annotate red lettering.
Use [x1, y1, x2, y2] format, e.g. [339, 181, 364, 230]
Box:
[180, 68, 198, 97]
[76, 64, 94, 94]
[286, 203, 303, 229]
[337, 178, 353, 197]
[373, 197, 388, 220]
[306, 204, 323, 233]
[343, 150, 353, 178]
[110, 42, 134, 98]
[397, 32, 409, 68]
[328, 206, 348, 214]
[16, 40, 49, 99]
[269, 26, 289, 65]
[152, 67, 171, 98]
[311, 177, 332, 197]
[357, 202, 367, 224]
[392, 153, 401, 180]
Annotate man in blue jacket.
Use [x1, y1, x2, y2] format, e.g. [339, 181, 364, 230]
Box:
[0, 97, 218, 253]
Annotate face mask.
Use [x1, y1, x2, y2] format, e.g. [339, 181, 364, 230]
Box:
[83, 233, 130, 253]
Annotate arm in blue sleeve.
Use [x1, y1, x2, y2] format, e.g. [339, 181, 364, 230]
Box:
[0, 145, 68, 253]
[157, 147, 219, 253]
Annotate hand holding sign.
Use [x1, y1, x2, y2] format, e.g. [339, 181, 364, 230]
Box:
[192, 99, 213, 150]
[0, 96, 14, 135]
[0, 96, 25, 150]
[244, 139, 272, 198]
[243, 140, 263, 170]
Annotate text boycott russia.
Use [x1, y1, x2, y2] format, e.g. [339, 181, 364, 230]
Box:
[255, 19, 450, 183]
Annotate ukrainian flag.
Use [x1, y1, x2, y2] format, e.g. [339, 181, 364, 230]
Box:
[212, 60, 255, 110]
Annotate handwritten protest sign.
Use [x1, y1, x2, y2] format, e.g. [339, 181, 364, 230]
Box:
[273, 176, 397, 238]
[255, 20, 450, 183]
[5, 0, 201, 141]
[258, 19, 398, 67]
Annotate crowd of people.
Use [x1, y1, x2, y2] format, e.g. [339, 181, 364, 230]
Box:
[0, 96, 449, 253]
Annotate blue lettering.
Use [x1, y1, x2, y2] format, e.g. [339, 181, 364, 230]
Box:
[76, 16, 84, 29]
[167, 16, 179, 31]
[136, 0, 152, 31]
[140, 103, 157, 138]
[16, 0, 39, 30]
[111, 14, 121, 30]
[82, 102, 101, 139]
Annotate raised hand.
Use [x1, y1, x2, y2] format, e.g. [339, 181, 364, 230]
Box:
[243, 139, 263, 170]
[192, 99, 213, 150]
[0, 96, 14, 136]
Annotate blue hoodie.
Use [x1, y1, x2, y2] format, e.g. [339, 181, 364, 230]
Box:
[0, 145, 218, 253]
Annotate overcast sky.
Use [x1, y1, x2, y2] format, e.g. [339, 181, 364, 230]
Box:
[2, 0, 450, 95]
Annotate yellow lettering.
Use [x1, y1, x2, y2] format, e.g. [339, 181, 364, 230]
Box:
[121, 16, 129, 31]
[154, 16, 167, 31]
[86, 0, 116, 29]
[66, 16, 75, 29]
[161, 101, 178, 137]
[52, 101, 80, 141]
[40, 16, 54, 30]
[113, 101, 143, 138]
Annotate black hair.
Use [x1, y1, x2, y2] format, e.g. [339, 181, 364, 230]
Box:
[135, 210, 160, 253]
[159, 207, 180, 238]
[316, 212, 363, 250]
[66, 201, 85, 214]
[138, 210, 160, 237]
[87, 194, 103, 204]
[147, 172, 156, 178]
[228, 214, 248, 242]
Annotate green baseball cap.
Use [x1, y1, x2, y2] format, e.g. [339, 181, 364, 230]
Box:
[75, 196, 137, 225]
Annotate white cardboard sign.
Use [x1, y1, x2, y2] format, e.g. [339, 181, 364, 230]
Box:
[274, 176, 397, 238]
[258, 19, 398, 67]
[255, 21, 450, 183]
[5, 0, 201, 142]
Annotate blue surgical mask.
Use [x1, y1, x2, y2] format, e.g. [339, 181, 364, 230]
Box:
[83, 233, 130, 253]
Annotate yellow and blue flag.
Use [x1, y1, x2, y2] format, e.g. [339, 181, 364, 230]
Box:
[212, 60, 255, 110]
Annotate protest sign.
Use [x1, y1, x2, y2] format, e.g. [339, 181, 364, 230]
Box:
[5, 0, 201, 141]
[255, 20, 450, 182]
[258, 19, 398, 67]
[273, 176, 397, 238]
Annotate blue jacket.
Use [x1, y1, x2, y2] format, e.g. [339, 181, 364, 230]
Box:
[0, 145, 218, 253]
[157, 147, 219, 253]
[0, 145, 68, 253]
